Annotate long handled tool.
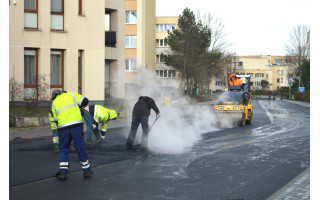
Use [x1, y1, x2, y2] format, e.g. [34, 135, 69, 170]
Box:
[148, 115, 160, 132]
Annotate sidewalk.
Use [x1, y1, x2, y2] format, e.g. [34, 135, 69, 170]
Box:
[267, 168, 310, 200]
[281, 99, 310, 108]
[9, 118, 130, 141]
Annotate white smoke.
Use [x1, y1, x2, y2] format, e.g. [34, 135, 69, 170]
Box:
[124, 68, 221, 154]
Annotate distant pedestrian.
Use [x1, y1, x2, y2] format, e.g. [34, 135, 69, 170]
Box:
[273, 92, 276, 101]
[51, 90, 93, 180]
[268, 91, 272, 101]
[126, 96, 160, 150]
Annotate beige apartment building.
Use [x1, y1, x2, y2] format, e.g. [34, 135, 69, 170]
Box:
[210, 55, 294, 92]
[9, 0, 127, 104]
[155, 16, 179, 88]
[105, 0, 126, 100]
[233, 56, 294, 91]
[125, 0, 156, 96]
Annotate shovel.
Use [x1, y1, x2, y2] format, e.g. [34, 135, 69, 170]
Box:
[148, 115, 160, 132]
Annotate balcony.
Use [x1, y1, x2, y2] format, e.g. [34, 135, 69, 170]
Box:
[105, 31, 116, 47]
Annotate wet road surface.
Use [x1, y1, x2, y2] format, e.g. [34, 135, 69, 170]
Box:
[9, 100, 310, 200]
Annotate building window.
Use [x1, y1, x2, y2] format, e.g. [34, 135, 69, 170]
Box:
[125, 59, 137, 71]
[266, 74, 268, 79]
[78, 0, 82, 15]
[51, 0, 64, 31]
[24, 49, 38, 99]
[156, 39, 169, 47]
[126, 11, 137, 24]
[50, 50, 64, 91]
[24, 0, 38, 29]
[156, 24, 176, 32]
[78, 50, 83, 94]
[255, 73, 264, 78]
[238, 62, 243, 67]
[255, 81, 261, 86]
[281, 78, 283, 83]
[277, 70, 283, 75]
[277, 78, 280, 83]
[156, 70, 175, 78]
[156, 54, 166, 63]
[275, 59, 282, 64]
[125, 36, 137, 48]
[247, 73, 254, 77]
[105, 13, 111, 31]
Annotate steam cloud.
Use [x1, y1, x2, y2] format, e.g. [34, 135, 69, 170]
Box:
[123, 68, 227, 154]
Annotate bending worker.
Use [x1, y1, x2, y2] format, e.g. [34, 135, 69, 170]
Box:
[229, 74, 243, 86]
[49, 111, 59, 152]
[126, 96, 160, 150]
[51, 90, 93, 180]
[83, 105, 118, 144]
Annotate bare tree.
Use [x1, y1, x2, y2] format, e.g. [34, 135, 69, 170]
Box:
[197, 10, 231, 53]
[216, 51, 238, 88]
[25, 74, 50, 110]
[9, 76, 23, 108]
[284, 24, 310, 87]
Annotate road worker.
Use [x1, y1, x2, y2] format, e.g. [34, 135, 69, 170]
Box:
[51, 90, 93, 180]
[229, 74, 243, 87]
[85, 105, 118, 144]
[126, 96, 160, 150]
[49, 111, 59, 152]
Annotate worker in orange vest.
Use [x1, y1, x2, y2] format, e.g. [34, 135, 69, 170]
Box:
[229, 74, 243, 86]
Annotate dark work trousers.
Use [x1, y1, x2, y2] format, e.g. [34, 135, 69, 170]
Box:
[126, 115, 149, 147]
[59, 126, 91, 174]
[83, 110, 100, 142]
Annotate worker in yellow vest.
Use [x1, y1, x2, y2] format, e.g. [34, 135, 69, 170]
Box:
[49, 111, 59, 152]
[84, 105, 118, 144]
[51, 90, 92, 180]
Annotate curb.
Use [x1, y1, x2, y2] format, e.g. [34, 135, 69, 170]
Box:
[266, 168, 310, 200]
[9, 112, 129, 128]
[9, 113, 50, 128]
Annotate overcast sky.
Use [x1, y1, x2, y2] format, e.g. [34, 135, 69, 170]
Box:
[156, 0, 311, 56]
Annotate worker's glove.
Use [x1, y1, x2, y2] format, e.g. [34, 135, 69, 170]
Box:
[92, 124, 96, 129]
[101, 130, 106, 136]
[156, 113, 161, 118]
[101, 135, 105, 140]
[80, 109, 84, 116]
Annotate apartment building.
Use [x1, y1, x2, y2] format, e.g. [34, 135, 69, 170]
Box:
[125, 0, 156, 97]
[104, 0, 126, 100]
[155, 16, 179, 87]
[209, 55, 294, 92]
[9, 0, 105, 104]
[234, 56, 294, 91]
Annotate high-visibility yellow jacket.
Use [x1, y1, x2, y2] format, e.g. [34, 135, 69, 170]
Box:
[51, 92, 87, 130]
[49, 111, 59, 145]
[91, 105, 117, 133]
[49, 111, 58, 130]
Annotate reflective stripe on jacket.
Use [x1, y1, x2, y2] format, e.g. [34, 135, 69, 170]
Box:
[49, 112, 58, 130]
[92, 105, 117, 132]
[51, 92, 84, 129]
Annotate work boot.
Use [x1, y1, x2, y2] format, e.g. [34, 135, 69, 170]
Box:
[86, 138, 94, 144]
[83, 169, 93, 178]
[126, 142, 132, 150]
[55, 172, 67, 181]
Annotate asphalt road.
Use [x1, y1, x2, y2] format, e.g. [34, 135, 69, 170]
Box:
[9, 100, 310, 200]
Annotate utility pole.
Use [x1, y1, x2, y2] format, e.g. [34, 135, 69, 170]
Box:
[289, 75, 291, 99]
